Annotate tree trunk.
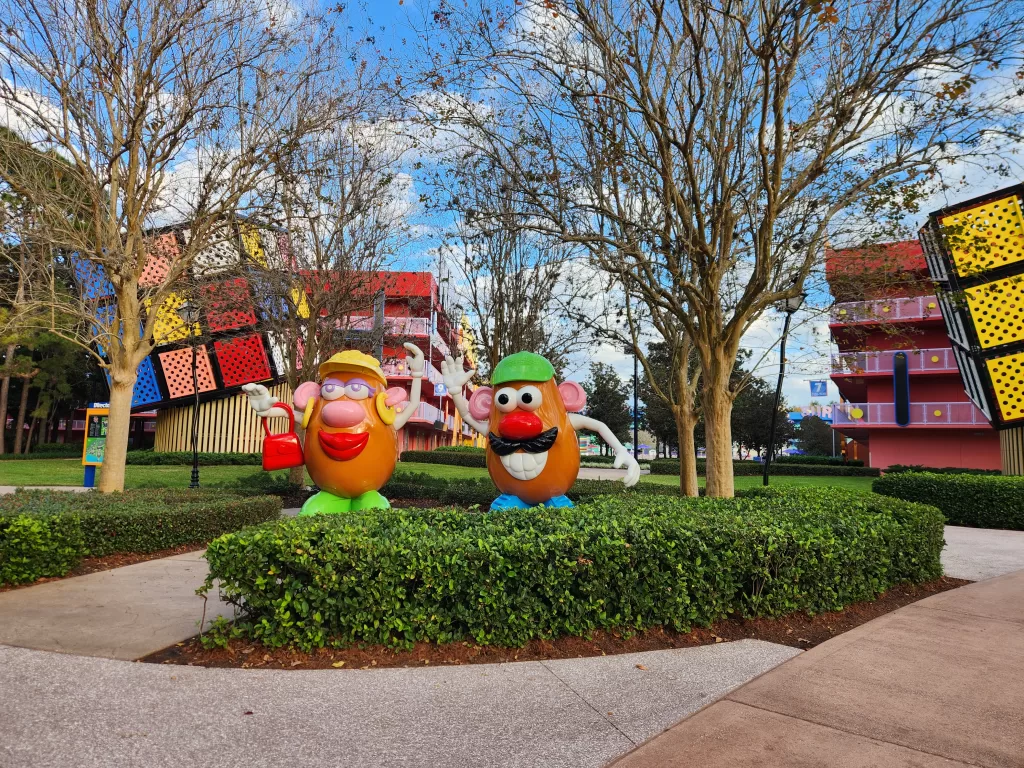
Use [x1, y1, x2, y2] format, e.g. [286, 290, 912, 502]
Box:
[0, 343, 14, 454]
[702, 365, 735, 498]
[24, 416, 38, 453]
[12, 380, 30, 454]
[674, 407, 699, 496]
[98, 366, 137, 493]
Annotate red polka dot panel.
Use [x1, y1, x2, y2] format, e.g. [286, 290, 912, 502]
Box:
[158, 346, 217, 399]
[140, 234, 178, 287]
[215, 334, 272, 387]
[203, 278, 258, 332]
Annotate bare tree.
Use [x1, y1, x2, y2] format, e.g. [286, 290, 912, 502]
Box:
[0, 0, 327, 490]
[439, 156, 589, 378]
[414, 0, 1024, 495]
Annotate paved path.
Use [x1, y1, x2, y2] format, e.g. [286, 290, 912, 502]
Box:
[0, 640, 797, 768]
[942, 525, 1024, 580]
[0, 485, 90, 494]
[0, 551, 231, 660]
[612, 569, 1024, 768]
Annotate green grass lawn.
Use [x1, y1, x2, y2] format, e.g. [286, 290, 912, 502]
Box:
[0, 458, 490, 489]
[1, 457, 875, 492]
[639, 473, 877, 492]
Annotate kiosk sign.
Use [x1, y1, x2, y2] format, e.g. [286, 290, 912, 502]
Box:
[81, 406, 109, 486]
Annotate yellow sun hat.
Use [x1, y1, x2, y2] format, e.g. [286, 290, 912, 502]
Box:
[318, 350, 388, 388]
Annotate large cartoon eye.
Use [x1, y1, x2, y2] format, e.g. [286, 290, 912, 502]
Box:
[344, 382, 371, 400]
[495, 387, 518, 413]
[320, 382, 343, 401]
[517, 385, 542, 411]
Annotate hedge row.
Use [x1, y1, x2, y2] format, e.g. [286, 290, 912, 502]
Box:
[0, 490, 282, 585]
[125, 451, 262, 466]
[0, 443, 84, 460]
[202, 487, 945, 650]
[775, 455, 864, 467]
[873, 472, 1024, 530]
[400, 450, 486, 468]
[649, 458, 880, 477]
[381, 471, 683, 507]
[885, 464, 1000, 476]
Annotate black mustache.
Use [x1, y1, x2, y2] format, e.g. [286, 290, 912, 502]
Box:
[488, 427, 559, 456]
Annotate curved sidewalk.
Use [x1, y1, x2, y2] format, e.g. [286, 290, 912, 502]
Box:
[612, 568, 1024, 768]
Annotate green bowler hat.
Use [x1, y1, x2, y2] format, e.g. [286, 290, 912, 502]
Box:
[491, 351, 555, 385]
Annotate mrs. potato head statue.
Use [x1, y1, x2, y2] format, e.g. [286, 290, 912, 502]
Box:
[441, 351, 641, 510]
[243, 343, 425, 515]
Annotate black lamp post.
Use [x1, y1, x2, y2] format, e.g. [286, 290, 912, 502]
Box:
[762, 287, 807, 487]
[623, 342, 640, 459]
[176, 299, 201, 489]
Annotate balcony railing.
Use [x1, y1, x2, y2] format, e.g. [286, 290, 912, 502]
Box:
[831, 295, 940, 325]
[403, 401, 456, 430]
[833, 401, 988, 427]
[381, 360, 444, 387]
[348, 316, 431, 336]
[831, 347, 957, 375]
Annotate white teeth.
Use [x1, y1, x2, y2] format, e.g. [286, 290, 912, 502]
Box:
[500, 450, 548, 481]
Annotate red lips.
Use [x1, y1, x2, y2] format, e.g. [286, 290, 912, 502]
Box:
[317, 430, 369, 461]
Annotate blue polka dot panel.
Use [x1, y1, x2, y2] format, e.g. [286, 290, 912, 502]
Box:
[131, 356, 163, 408]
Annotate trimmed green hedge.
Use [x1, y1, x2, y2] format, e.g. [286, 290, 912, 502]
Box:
[202, 487, 944, 650]
[649, 458, 880, 477]
[775, 455, 864, 467]
[0, 490, 282, 585]
[400, 450, 487, 468]
[433, 445, 487, 454]
[0, 443, 83, 460]
[884, 464, 1000, 476]
[125, 451, 262, 465]
[873, 472, 1024, 530]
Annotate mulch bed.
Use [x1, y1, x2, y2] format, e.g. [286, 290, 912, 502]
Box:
[140, 576, 968, 669]
[0, 543, 206, 592]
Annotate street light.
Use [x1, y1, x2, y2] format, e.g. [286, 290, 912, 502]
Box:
[763, 284, 807, 487]
[176, 299, 201, 490]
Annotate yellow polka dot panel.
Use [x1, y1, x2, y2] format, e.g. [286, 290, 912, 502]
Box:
[964, 276, 1024, 349]
[941, 194, 1024, 277]
[985, 351, 1024, 422]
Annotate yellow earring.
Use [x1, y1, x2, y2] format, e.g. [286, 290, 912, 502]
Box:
[376, 392, 397, 425]
[301, 398, 315, 429]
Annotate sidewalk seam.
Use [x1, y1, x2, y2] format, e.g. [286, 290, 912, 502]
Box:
[909, 603, 1024, 626]
[538, 660, 639, 747]
[723, 698, 995, 768]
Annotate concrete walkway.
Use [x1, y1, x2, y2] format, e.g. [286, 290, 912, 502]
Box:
[942, 525, 1024, 580]
[0, 550, 231, 660]
[612, 568, 1024, 768]
[0, 640, 798, 768]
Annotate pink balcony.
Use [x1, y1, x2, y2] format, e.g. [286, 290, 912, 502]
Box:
[833, 401, 988, 427]
[831, 348, 957, 375]
[402, 401, 456, 430]
[380, 360, 444, 387]
[830, 295, 941, 325]
[347, 316, 431, 336]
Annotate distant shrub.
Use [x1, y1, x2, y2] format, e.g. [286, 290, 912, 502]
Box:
[775, 455, 864, 467]
[649, 458, 879, 477]
[400, 449, 486, 468]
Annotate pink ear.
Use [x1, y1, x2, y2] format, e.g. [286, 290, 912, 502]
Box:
[384, 386, 408, 406]
[558, 381, 587, 412]
[468, 387, 493, 421]
[293, 381, 320, 411]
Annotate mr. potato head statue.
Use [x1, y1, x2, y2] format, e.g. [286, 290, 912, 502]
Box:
[442, 351, 641, 510]
[243, 343, 425, 516]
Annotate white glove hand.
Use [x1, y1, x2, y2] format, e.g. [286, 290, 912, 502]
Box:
[242, 383, 288, 419]
[614, 450, 642, 487]
[403, 342, 425, 373]
[441, 355, 476, 393]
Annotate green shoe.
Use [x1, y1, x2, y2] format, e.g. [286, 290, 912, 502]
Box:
[299, 491, 352, 516]
[349, 489, 391, 511]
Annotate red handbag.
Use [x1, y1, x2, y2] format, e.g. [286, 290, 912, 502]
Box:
[261, 403, 305, 471]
